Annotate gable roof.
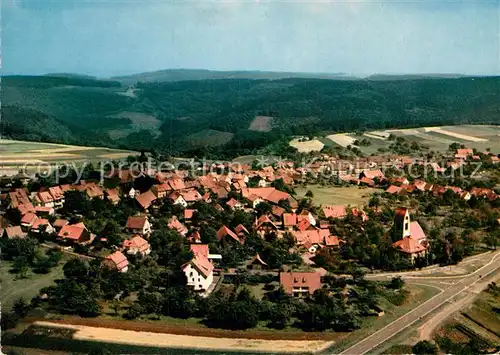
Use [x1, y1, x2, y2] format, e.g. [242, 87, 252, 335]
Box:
[123, 235, 149, 250]
[3, 226, 26, 239]
[21, 212, 37, 225]
[255, 215, 278, 230]
[106, 251, 129, 270]
[235, 224, 249, 235]
[283, 213, 297, 227]
[126, 216, 149, 229]
[409, 221, 426, 241]
[135, 190, 157, 209]
[249, 253, 267, 266]
[184, 209, 196, 219]
[190, 244, 209, 258]
[58, 224, 86, 240]
[392, 237, 426, 254]
[168, 217, 188, 235]
[322, 205, 347, 219]
[216, 225, 241, 243]
[279, 272, 321, 294]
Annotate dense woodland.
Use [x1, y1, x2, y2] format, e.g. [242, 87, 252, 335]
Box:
[2, 75, 500, 158]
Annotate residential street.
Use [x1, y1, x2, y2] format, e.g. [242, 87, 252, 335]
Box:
[339, 250, 500, 355]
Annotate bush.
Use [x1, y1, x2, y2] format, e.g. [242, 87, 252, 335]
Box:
[412, 340, 439, 355]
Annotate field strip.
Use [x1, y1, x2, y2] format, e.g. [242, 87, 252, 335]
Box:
[99, 153, 136, 159]
[33, 321, 334, 354]
[385, 129, 420, 135]
[289, 138, 324, 152]
[363, 133, 387, 141]
[423, 127, 487, 142]
[326, 134, 356, 147]
[0, 153, 81, 159]
[29, 147, 99, 153]
[413, 132, 454, 144]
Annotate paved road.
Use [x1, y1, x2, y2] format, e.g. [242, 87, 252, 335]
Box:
[338, 251, 500, 355]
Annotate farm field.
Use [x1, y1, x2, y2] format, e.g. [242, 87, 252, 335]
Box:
[320, 125, 500, 155]
[249, 116, 273, 132]
[294, 186, 381, 206]
[0, 139, 136, 170]
[0, 260, 64, 310]
[289, 137, 324, 152]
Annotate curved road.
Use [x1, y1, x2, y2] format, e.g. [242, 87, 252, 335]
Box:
[338, 250, 500, 355]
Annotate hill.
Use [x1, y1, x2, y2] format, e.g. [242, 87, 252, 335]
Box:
[2, 74, 500, 159]
[111, 69, 357, 85]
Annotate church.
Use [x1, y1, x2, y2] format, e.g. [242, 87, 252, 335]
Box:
[391, 207, 429, 262]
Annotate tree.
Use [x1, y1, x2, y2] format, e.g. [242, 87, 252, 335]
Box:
[63, 258, 89, 281]
[412, 340, 439, 355]
[305, 190, 314, 198]
[13, 297, 30, 318]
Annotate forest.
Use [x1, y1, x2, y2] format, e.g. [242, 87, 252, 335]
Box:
[2, 74, 499, 159]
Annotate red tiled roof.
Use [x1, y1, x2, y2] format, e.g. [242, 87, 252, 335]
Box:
[386, 185, 403, 194]
[53, 219, 69, 228]
[216, 225, 241, 243]
[255, 215, 278, 230]
[409, 221, 426, 242]
[106, 251, 129, 271]
[279, 272, 321, 295]
[190, 244, 209, 258]
[181, 189, 202, 202]
[361, 169, 384, 179]
[135, 190, 156, 209]
[283, 213, 297, 227]
[123, 235, 149, 251]
[32, 218, 50, 230]
[272, 205, 285, 217]
[184, 209, 196, 219]
[235, 224, 249, 235]
[392, 237, 426, 254]
[324, 235, 339, 247]
[21, 212, 37, 225]
[322, 205, 347, 219]
[3, 226, 26, 239]
[168, 217, 188, 235]
[126, 216, 148, 230]
[58, 225, 86, 240]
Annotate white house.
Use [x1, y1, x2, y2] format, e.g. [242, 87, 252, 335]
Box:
[122, 235, 151, 256]
[125, 216, 151, 236]
[182, 244, 217, 294]
[182, 258, 214, 292]
[172, 194, 188, 208]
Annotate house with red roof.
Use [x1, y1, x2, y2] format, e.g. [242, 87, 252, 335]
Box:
[21, 212, 38, 230]
[105, 188, 121, 205]
[31, 218, 54, 234]
[57, 224, 90, 244]
[168, 216, 188, 236]
[53, 219, 69, 231]
[280, 272, 321, 297]
[247, 253, 268, 270]
[126, 216, 151, 236]
[135, 190, 157, 210]
[226, 198, 243, 210]
[123, 235, 151, 256]
[48, 186, 65, 208]
[359, 169, 385, 181]
[322, 205, 347, 219]
[184, 209, 196, 220]
[151, 183, 172, 199]
[103, 251, 129, 273]
[35, 191, 55, 208]
[386, 185, 406, 195]
[2, 226, 27, 240]
[182, 244, 216, 294]
[216, 225, 243, 244]
[234, 224, 249, 238]
[254, 215, 279, 237]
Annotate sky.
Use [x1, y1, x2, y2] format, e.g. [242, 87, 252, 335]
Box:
[3, 0, 499, 77]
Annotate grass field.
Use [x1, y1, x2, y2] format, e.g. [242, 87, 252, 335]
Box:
[327, 283, 441, 354]
[0, 260, 63, 310]
[295, 186, 381, 206]
[0, 139, 136, 169]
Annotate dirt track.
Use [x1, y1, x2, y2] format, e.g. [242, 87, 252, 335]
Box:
[33, 321, 334, 354]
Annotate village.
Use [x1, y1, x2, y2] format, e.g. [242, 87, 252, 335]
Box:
[1, 144, 499, 336]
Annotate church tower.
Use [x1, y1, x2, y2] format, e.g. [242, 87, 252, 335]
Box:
[393, 207, 411, 240]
